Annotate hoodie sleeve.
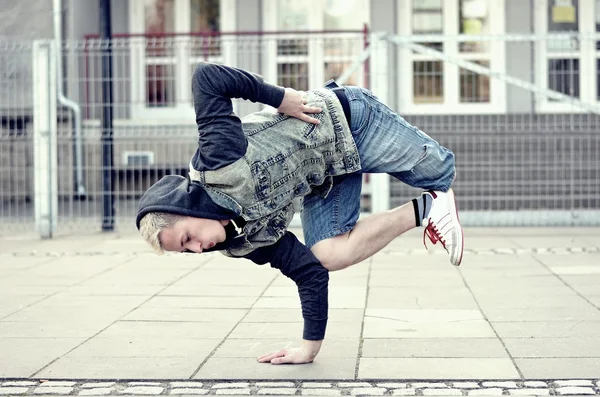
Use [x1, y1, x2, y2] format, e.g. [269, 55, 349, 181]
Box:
[242, 232, 329, 341]
[191, 62, 286, 171]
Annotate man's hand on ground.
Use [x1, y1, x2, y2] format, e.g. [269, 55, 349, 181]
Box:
[257, 339, 323, 365]
[277, 88, 322, 125]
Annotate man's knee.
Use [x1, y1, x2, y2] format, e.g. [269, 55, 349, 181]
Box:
[310, 234, 353, 272]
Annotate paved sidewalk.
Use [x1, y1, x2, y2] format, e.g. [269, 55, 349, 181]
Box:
[0, 227, 600, 383]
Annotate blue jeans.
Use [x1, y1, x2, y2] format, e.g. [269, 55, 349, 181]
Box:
[301, 86, 456, 248]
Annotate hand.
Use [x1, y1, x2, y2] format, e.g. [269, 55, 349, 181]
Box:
[257, 339, 323, 365]
[277, 88, 322, 125]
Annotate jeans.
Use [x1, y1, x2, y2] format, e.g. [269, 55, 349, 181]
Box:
[301, 86, 456, 248]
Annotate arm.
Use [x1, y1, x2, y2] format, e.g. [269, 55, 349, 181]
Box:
[191, 62, 286, 170]
[243, 231, 329, 364]
[192, 63, 322, 158]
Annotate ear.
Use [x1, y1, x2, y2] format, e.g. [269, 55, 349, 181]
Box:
[219, 219, 230, 226]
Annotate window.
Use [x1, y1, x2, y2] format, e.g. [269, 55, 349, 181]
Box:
[263, 0, 369, 92]
[397, 0, 506, 114]
[129, 0, 235, 119]
[535, 0, 599, 112]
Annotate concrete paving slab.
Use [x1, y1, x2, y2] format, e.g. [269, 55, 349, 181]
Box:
[504, 337, 600, 357]
[0, 321, 111, 338]
[36, 357, 200, 379]
[28, 294, 149, 312]
[0, 274, 83, 287]
[454, 255, 543, 267]
[367, 288, 478, 310]
[174, 269, 277, 286]
[0, 285, 70, 295]
[550, 266, 600, 275]
[361, 338, 509, 358]
[117, 256, 207, 270]
[0, 295, 49, 319]
[475, 294, 591, 309]
[358, 358, 520, 379]
[12, 260, 119, 279]
[363, 318, 495, 338]
[369, 267, 461, 278]
[194, 358, 356, 379]
[62, 284, 163, 296]
[241, 309, 364, 323]
[515, 358, 600, 378]
[571, 285, 600, 295]
[142, 296, 257, 309]
[482, 306, 600, 322]
[3, 306, 129, 323]
[0, 268, 21, 277]
[460, 266, 554, 277]
[468, 285, 578, 297]
[0, 256, 56, 270]
[0, 337, 85, 378]
[365, 309, 485, 322]
[65, 337, 221, 358]
[586, 295, 600, 306]
[465, 275, 570, 290]
[252, 297, 300, 309]
[160, 285, 266, 297]
[213, 338, 360, 358]
[492, 321, 600, 338]
[369, 275, 467, 288]
[228, 322, 362, 339]
[558, 274, 600, 286]
[81, 268, 192, 286]
[534, 254, 600, 266]
[98, 321, 236, 339]
[122, 307, 248, 323]
[510, 236, 589, 249]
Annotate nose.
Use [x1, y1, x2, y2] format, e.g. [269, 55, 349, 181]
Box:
[185, 241, 203, 253]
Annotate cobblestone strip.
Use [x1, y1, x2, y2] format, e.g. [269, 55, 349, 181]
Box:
[2, 379, 600, 395]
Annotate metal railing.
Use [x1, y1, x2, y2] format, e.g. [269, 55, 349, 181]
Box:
[1, 31, 599, 236]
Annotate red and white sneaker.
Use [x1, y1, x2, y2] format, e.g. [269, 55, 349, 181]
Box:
[423, 189, 464, 266]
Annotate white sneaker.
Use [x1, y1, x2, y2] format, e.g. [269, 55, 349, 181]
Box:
[422, 189, 464, 266]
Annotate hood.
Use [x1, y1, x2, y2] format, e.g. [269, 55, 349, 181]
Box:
[135, 175, 239, 229]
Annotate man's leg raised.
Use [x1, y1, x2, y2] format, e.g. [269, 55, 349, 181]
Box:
[310, 199, 422, 271]
[302, 171, 434, 272]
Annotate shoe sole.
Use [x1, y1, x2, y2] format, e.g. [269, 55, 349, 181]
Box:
[447, 188, 464, 266]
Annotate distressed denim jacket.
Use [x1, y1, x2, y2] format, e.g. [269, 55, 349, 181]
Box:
[188, 84, 361, 257]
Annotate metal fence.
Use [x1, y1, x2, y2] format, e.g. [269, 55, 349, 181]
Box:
[1, 32, 599, 237]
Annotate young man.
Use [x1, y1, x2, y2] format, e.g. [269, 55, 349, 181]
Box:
[136, 62, 463, 365]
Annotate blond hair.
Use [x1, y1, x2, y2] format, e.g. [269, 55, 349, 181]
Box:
[138, 212, 184, 254]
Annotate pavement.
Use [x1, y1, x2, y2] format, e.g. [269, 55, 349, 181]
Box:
[0, 227, 600, 396]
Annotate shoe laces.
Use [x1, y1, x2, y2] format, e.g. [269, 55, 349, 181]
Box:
[423, 218, 447, 251]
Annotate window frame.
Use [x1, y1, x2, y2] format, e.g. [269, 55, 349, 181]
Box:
[128, 0, 236, 120]
[396, 0, 506, 115]
[262, 0, 370, 93]
[534, 0, 597, 113]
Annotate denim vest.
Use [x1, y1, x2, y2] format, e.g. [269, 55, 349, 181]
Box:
[188, 84, 361, 256]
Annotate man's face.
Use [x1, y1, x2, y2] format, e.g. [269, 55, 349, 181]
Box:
[159, 216, 230, 253]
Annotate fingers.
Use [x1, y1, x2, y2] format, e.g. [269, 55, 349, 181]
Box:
[299, 114, 320, 125]
[297, 105, 321, 125]
[270, 355, 291, 365]
[257, 349, 286, 363]
[303, 106, 322, 114]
